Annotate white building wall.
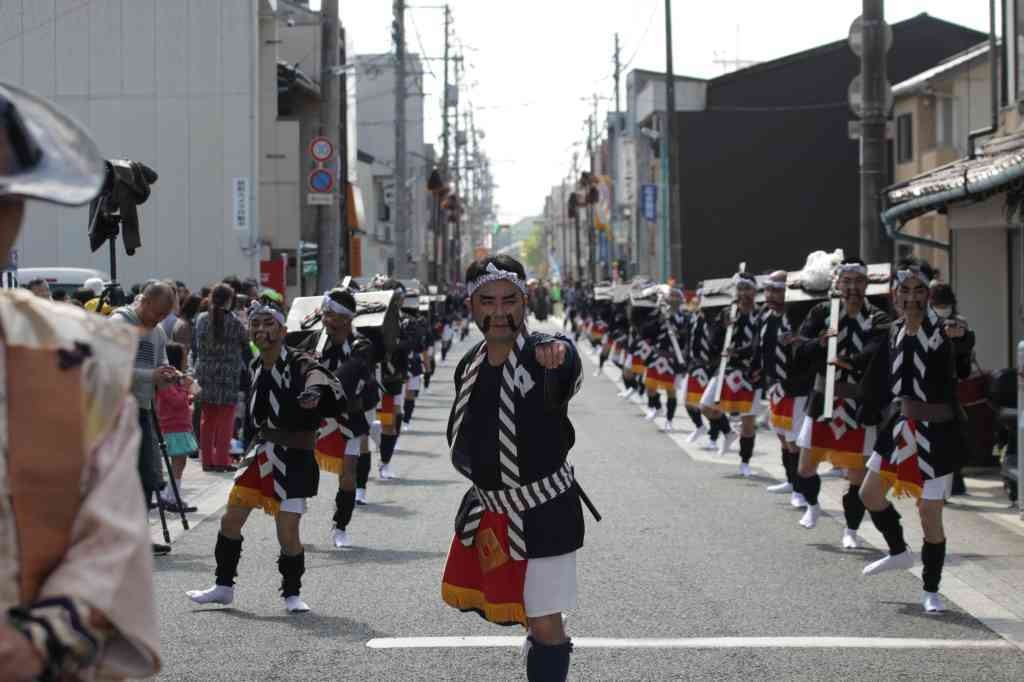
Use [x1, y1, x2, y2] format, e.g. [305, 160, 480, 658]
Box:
[0, 0, 258, 289]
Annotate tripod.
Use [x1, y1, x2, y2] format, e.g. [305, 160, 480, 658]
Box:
[151, 412, 190, 535]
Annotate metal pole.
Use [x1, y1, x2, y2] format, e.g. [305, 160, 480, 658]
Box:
[338, 25, 349, 277]
[859, 0, 889, 263]
[665, 0, 682, 284]
[440, 5, 451, 283]
[393, 0, 410, 278]
[317, 0, 342, 292]
[452, 56, 462, 281]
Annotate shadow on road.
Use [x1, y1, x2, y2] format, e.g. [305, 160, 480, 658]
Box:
[878, 600, 1002, 632]
[189, 607, 388, 641]
[303, 545, 445, 567]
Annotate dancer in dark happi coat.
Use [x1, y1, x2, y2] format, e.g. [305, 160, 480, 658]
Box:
[187, 301, 342, 613]
[859, 259, 972, 613]
[791, 258, 890, 545]
[752, 271, 813, 507]
[441, 256, 597, 682]
[301, 288, 378, 549]
[700, 272, 764, 474]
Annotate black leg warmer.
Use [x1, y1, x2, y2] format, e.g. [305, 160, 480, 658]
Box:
[799, 474, 821, 505]
[716, 415, 732, 435]
[380, 434, 398, 464]
[356, 451, 371, 489]
[278, 551, 305, 598]
[214, 533, 243, 587]
[666, 397, 678, 422]
[334, 487, 356, 530]
[739, 436, 755, 463]
[652, 393, 662, 410]
[403, 399, 416, 424]
[921, 540, 947, 593]
[867, 504, 908, 556]
[526, 637, 573, 682]
[687, 407, 703, 429]
[842, 484, 866, 531]
[782, 448, 799, 486]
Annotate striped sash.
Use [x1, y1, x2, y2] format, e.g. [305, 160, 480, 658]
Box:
[448, 333, 530, 560]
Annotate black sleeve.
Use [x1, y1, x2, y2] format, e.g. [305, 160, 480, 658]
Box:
[857, 331, 893, 426]
[793, 303, 827, 371]
[532, 333, 582, 411]
[846, 309, 891, 373]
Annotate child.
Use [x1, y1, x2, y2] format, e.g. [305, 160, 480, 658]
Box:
[156, 343, 200, 512]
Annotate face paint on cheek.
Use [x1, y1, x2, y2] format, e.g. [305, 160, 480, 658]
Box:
[480, 315, 492, 334]
[505, 314, 516, 330]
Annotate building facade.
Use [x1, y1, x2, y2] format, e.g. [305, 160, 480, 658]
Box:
[0, 0, 264, 289]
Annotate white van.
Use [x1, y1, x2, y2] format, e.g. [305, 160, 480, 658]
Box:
[15, 267, 110, 297]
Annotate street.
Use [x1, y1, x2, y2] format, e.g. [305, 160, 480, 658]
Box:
[152, 321, 1024, 681]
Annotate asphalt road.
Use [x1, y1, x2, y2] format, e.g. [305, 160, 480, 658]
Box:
[152, 321, 1024, 681]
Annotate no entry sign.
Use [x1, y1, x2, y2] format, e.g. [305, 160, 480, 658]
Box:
[309, 136, 335, 162]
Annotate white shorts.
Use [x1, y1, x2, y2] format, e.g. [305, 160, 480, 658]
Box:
[344, 438, 361, 456]
[408, 375, 422, 392]
[866, 453, 954, 500]
[279, 498, 308, 514]
[523, 552, 577, 618]
[394, 391, 406, 413]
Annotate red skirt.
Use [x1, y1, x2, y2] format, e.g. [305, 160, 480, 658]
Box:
[644, 367, 676, 392]
[376, 393, 396, 427]
[803, 419, 871, 470]
[314, 420, 348, 475]
[716, 373, 756, 414]
[685, 372, 708, 407]
[441, 510, 528, 627]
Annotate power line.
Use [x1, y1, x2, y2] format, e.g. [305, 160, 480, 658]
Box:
[621, 1, 659, 72]
[408, 11, 438, 82]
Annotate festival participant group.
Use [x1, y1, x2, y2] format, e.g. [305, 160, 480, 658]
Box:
[567, 249, 975, 617]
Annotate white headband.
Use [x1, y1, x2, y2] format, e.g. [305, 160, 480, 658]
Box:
[764, 279, 787, 291]
[732, 273, 757, 288]
[467, 262, 528, 297]
[322, 293, 355, 317]
[250, 304, 285, 327]
[895, 267, 927, 285]
[835, 263, 868, 276]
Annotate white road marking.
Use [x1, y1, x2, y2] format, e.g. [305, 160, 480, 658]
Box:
[367, 635, 1014, 650]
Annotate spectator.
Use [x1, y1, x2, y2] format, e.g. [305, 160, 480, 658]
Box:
[223, 275, 243, 294]
[51, 288, 68, 302]
[242, 277, 260, 299]
[193, 283, 248, 472]
[110, 280, 179, 556]
[173, 293, 202, 350]
[155, 343, 199, 513]
[71, 286, 93, 307]
[25, 277, 50, 299]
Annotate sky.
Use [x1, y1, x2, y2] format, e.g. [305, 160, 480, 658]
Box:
[314, 1, 993, 224]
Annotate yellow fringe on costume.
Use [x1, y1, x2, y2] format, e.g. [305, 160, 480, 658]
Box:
[227, 484, 281, 517]
[770, 413, 793, 431]
[685, 392, 704, 407]
[315, 450, 344, 474]
[644, 377, 674, 392]
[877, 469, 923, 500]
[718, 399, 754, 414]
[808, 447, 866, 471]
[441, 583, 527, 628]
[377, 411, 395, 427]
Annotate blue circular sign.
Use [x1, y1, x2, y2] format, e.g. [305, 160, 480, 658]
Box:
[309, 168, 334, 193]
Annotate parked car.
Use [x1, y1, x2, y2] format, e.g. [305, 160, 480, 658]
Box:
[15, 267, 109, 297]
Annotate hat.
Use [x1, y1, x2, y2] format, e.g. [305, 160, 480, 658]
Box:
[0, 81, 106, 206]
[83, 277, 105, 295]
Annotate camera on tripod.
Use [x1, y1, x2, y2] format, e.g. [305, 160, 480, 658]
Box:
[86, 159, 157, 309]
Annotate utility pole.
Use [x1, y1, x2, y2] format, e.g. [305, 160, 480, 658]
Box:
[610, 34, 621, 281]
[392, 0, 410, 278]
[317, 0, 342, 292]
[613, 33, 621, 114]
[859, 0, 889, 263]
[665, 0, 682, 284]
[452, 55, 463, 281]
[573, 152, 583, 284]
[440, 4, 451, 283]
[587, 111, 597, 283]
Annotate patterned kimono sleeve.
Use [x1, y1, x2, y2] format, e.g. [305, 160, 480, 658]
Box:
[14, 398, 160, 679]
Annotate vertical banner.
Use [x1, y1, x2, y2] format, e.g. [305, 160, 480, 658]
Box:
[232, 177, 250, 233]
[640, 184, 658, 222]
[260, 253, 287, 295]
[349, 235, 363, 277]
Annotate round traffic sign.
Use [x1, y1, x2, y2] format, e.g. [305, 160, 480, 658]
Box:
[849, 16, 893, 58]
[309, 168, 335, 193]
[309, 136, 335, 162]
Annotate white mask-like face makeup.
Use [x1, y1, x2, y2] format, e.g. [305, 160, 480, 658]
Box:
[932, 305, 953, 319]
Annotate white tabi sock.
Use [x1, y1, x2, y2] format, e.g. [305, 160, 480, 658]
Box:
[798, 504, 820, 528]
[186, 585, 234, 605]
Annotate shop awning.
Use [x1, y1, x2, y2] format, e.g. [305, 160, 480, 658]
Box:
[882, 130, 1024, 246]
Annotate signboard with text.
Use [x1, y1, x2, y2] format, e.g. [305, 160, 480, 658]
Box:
[640, 184, 658, 222]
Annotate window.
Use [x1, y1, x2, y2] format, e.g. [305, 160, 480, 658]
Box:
[936, 97, 955, 148]
[896, 113, 913, 163]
